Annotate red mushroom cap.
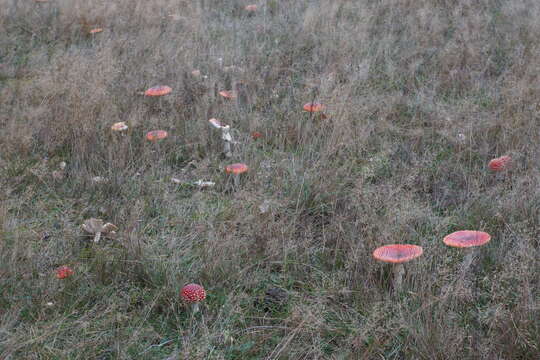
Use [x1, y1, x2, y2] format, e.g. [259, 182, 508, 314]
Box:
[89, 28, 103, 34]
[146, 130, 168, 141]
[145, 85, 172, 97]
[488, 155, 512, 171]
[56, 265, 74, 279]
[251, 131, 263, 140]
[180, 284, 206, 303]
[373, 244, 423, 264]
[219, 90, 237, 99]
[443, 230, 491, 248]
[303, 102, 325, 113]
[245, 5, 258, 12]
[225, 163, 249, 175]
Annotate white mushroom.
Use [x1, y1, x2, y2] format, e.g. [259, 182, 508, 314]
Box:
[208, 118, 234, 158]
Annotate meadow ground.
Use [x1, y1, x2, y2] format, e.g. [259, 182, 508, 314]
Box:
[1, 0, 539, 359]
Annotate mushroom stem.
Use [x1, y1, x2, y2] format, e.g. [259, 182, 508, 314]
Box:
[462, 248, 475, 272]
[93, 232, 101, 243]
[221, 126, 233, 158]
[223, 140, 232, 158]
[192, 303, 200, 313]
[233, 174, 240, 188]
[393, 263, 405, 292]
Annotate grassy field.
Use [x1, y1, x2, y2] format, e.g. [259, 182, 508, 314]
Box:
[1, 0, 539, 358]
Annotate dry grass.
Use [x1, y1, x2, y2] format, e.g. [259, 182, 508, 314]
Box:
[1, 0, 539, 358]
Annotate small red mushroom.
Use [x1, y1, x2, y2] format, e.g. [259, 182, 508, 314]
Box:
[303, 102, 325, 113]
[180, 283, 206, 312]
[56, 266, 74, 279]
[251, 131, 263, 140]
[219, 90, 237, 99]
[225, 163, 249, 175]
[145, 85, 172, 97]
[303, 102, 327, 119]
[245, 5, 258, 12]
[146, 130, 168, 141]
[488, 155, 512, 171]
[225, 163, 249, 188]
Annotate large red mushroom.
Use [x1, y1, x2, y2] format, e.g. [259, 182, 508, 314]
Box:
[443, 230, 491, 271]
[373, 244, 423, 292]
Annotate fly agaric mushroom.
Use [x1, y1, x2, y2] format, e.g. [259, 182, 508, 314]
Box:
[81, 218, 118, 243]
[146, 130, 168, 141]
[144, 85, 172, 97]
[245, 4, 258, 12]
[225, 163, 248, 187]
[303, 102, 325, 113]
[111, 122, 128, 132]
[488, 155, 512, 171]
[251, 131, 263, 140]
[219, 90, 237, 99]
[303, 102, 328, 119]
[180, 283, 206, 312]
[443, 230, 491, 271]
[56, 265, 74, 279]
[373, 244, 423, 292]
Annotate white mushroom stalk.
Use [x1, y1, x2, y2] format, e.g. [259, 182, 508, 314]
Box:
[171, 178, 216, 188]
[209, 118, 234, 158]
[193, 180, 216, 188]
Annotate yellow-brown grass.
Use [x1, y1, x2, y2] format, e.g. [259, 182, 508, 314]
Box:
[1, 0, 538, 358]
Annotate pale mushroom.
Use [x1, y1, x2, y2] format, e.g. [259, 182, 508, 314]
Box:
[208, 118, 234, 158]
[111, 122, 128, 132]
[81, 218, 118, 243]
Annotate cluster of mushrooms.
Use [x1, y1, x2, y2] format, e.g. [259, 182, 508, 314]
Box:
[373, 156, 511, 291]
[374, 230, 492, 292]
[54, 74, 513, 307]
